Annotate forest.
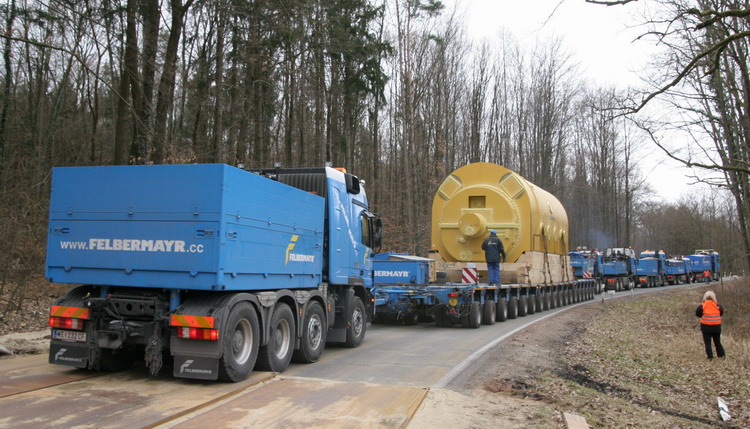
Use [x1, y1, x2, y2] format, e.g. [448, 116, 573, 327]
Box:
[0, 0, 748, 316]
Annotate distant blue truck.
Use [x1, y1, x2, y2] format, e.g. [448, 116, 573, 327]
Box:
[636, 250, 667, 287]
[600, 247, 638, 291]
[569, 248, 604, 293]
[687, 249, 721, 282]
[45, 164, 382, 382]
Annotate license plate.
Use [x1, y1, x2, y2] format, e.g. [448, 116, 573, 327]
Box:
[52, 329, 87, 343]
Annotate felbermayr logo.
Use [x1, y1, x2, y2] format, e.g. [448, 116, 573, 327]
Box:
[180, 359, 194, 374]
[285, 234, 315, 265]
[180, 359, 212, 375]
[55, 348, 67, 361]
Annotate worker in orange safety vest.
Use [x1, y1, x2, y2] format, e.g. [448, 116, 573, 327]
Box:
[703, 270, 711, 283]
[695, 290, 725, 360]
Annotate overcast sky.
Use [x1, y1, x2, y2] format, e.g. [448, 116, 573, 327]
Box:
[441, 0, 703, 202]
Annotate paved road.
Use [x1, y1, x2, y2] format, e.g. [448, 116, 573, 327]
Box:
[0, 281, 710, 428]
[286, 282, 706, 388]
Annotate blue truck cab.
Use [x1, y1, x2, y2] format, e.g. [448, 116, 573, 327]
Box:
[686, 253, 711, 282]
[664, 257, 688, 285]
[636, 250, 667, 287]
[601, 247, 637, 291]
[45, 164, 382, 382]
[695, 249, 720, 281]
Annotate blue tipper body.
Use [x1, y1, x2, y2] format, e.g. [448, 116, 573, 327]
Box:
[46, 164, 325, 291]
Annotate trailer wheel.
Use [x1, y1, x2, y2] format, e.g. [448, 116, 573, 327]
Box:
[433, 305, 453, 328]
[256, 303, 296, 372]
[517, 296, 527, 317]
[344, 296, 366, 347]
[527, 295, 536, 314]
[507, 296, 518, 319]
[461, 301, 481, 329]
[482, 301, 496, 325]
[292, 301, 326, 364]
[549, 292, 557, 309]
[542, 293, 550, 311]
[218, 302, 260, 382]
[496, 298, 508, 322]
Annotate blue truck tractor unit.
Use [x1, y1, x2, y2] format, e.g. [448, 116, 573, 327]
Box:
[569, 248, 604, 292]
[664, 257, 690, 285]
[45, 164, 382, 382]
[695, 249, 721, 280]
[636, 250, 667, 288]
[601, 247, 638, 291]
[686, 252, 712, 282]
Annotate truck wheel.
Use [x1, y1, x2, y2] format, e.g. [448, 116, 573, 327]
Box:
[507, 296, 518, 319]
[496, 298, 508, 322]
[527, 295, 536, 314]
[434, 305, 449, 327]
[218, 302, 260, 382]
[344, 296, 366, 347]
[550, 292, 557, 309]
[292, 301, 326, 364]
[256, 303, 296, 372]
[542, 293, 550, 311]
[482, 301, 496, 325]
[518, 296, 528, 317]
[465, 301, 481, 329]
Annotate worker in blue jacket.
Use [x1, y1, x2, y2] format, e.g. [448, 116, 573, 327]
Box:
[482, 230, 506, 286]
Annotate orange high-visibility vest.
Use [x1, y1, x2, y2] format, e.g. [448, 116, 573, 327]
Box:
[701, 300, 721, 325]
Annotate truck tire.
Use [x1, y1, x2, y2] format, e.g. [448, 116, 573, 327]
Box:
[482, 301, 496, 325]
[507, 296, 518, 319]
[542, 293, 550, 311]
[527, 295, 536, 314]
[434, 305, 450, 327]
[255, 302, 296, 373]
[344, 296, 366, 347]
[550, 292, 557, 309]
[292, 301, 326, 364]
[518, 296, 528, 317]
[218, 302, 260, 382]
[496, 298, 508, 322]
[468, 301, 482, 328]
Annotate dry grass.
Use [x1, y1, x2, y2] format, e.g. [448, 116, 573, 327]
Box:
[531, 279, 750, 428]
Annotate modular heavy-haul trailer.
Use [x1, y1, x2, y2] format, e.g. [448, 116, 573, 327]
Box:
[45, 164, 382, 381]
[373, 162, 596, 329]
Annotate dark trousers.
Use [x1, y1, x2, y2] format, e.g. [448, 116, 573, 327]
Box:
[702, 331, 725, 359]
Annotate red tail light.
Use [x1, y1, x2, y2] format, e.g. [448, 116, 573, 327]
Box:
[448, 293, 459, 298]
[49, 316, 84, 330]
[176, 327, 220, 341]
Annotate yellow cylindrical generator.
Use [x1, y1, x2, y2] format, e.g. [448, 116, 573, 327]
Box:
[431, 163, 570, 283]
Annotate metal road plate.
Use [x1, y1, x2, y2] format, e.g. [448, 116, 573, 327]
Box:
[52, 329, 86, 342]
[166, 376, 428, 428]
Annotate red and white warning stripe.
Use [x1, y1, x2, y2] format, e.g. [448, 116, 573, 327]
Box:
[461, 267, 478, 284]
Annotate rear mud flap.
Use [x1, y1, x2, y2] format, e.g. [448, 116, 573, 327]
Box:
[49, 341, 88, 368]
[173, 355, 219, 380]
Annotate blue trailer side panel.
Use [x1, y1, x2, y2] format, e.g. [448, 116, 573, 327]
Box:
[373, 253, 431, 285]
[46, 164, 325, 291]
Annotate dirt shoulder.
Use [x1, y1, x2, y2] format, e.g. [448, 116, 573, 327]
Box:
[411, 283, 749, 428]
